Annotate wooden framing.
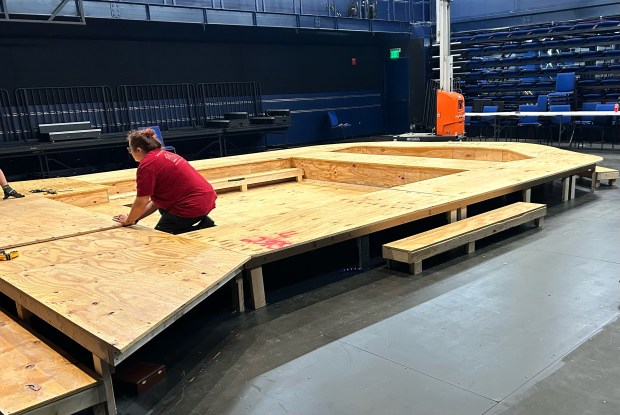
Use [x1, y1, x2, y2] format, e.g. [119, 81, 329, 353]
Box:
[0, 141, 603, 411]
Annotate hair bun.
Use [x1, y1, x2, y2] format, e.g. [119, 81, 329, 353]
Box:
[142, 128, 156, 138]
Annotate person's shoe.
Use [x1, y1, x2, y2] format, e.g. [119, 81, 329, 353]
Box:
[3, 186, 25, 199]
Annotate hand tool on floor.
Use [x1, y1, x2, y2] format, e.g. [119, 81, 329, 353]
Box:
[30, 188, 57, 195]
[0, 250, 19, 261]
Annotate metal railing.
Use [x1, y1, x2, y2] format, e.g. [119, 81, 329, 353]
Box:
[117, 83, 197, 131]
[14, 86, 118, 140]
[196, 82, 263, 125]
[0, 89, 17, 142]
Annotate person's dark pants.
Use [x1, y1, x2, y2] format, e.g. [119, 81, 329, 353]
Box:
[155, 209, 215, 235]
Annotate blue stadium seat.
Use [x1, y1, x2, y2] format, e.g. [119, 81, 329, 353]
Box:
[548, 72, 576, 108]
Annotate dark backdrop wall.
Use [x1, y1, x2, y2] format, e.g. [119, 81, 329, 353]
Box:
[0, 20, 389, 94]
[0, 20, 427, 179]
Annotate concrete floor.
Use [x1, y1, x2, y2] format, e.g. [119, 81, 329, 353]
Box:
[117, 149, 620, 415]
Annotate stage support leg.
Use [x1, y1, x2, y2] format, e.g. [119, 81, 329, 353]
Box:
[232, 272, 245, 313]
[522, 188, 531, 203]
[15, 303, 33, 325]
[92, 356, 116, 415]
[409, 261, 422, 275]
[457, 206, 467, 220]
[561, 177, 570, 202]
[466, 241, 476, 254]
[246, 267, 266, 309]
[447, 210, 457, 223]
[357, 235, 370, 270]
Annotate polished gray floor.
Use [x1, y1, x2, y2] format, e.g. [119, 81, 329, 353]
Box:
[118, 150, 620, 415]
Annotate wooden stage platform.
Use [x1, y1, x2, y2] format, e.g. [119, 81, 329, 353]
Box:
[0, 142, 603, 413]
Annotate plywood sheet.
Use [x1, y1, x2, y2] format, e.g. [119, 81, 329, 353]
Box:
[0, 310, 98, 415]
[85, 180, 380, 229]
[0, 228, 250, 365]
[0, 197, 116, 250]
[184, 190, 455, 260]
[11, 177, 110, 207]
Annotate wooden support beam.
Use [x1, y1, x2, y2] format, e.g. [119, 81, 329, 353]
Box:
[357, 235, 370, 270]
[409, 261, 422, 275]
[561, 176, 570, 202]
[522, 188, 531, 203]
[93, 356, 116, 415]
[246, 267, 267, 309]
[466, 241, 476, 254]
[457, 206, 468, 220]
[570, 175, 577, 200]
[232, 273, 245, 313]
[447, 210, 457, 223]
[15, 303, 33, 325]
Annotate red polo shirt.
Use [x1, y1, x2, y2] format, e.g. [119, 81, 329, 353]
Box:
[136, 149, 216, 218]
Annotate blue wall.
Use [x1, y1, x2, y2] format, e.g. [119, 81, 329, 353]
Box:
[264, 90, 384, 146]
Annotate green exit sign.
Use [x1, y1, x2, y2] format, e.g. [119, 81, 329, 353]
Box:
[390, 48, 401, 59]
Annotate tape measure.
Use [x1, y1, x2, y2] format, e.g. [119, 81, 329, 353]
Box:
[0, 250, 19, 261]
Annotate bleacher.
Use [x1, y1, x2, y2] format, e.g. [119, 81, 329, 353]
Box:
[453, 17, 620, 111]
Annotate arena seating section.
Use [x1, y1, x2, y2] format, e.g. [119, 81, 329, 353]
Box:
[453, 16, 620, 144]
[453, 17, 620, 110]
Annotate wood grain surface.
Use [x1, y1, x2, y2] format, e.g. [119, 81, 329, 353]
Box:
[0, 197, 116, 250]
[0, 310, 97, 415]
[1, 141, 602, 368]
[0, 228, 249, 364]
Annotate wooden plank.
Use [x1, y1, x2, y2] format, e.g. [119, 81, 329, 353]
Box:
[210, 168, 303, 192]
[185, 189, 456, 265]
[0, 310, 100, 415]
[84, 180, 379, 230]
[335, 145, 529, 162]
[595, 166, 620, 180]
[0, 197, 116, 250]
[11, 177, 110, 207]
[0, 228, 250, 365]
[382, 202, 546, 266]
[247, 267, 266, 309]
[292, 156, 464, 188]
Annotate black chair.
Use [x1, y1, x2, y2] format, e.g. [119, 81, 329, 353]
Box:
[517, 105, 541, 143]
[590, 104, 617, 149]
[549, 104, 572, 146]
[480, 105, 498, 140]
[572, 102, 599, 147]
[327, 111, 352, 139]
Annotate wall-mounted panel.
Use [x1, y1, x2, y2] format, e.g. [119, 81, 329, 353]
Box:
[206, 9, 255, 25]
[264, 0, 296, 14]
[149, 6, 204, 23]
[255, 13, 298, 28]
[221, 0, 259, 11]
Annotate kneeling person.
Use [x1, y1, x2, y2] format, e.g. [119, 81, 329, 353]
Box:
[114, 129, 217, 235]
